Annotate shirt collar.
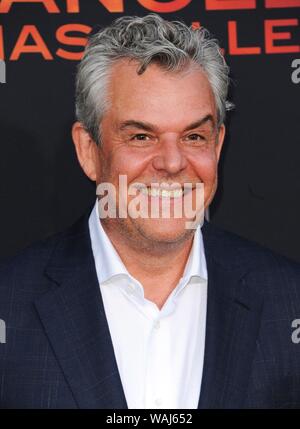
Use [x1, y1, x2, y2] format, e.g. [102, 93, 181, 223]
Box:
[89, 199, 207, 286]
[89, 200, 129, 284]
[181, 222, 208, 282]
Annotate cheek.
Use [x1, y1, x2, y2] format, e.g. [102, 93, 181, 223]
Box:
[191, 151, 218, 184]
[106, 149, 151, 184]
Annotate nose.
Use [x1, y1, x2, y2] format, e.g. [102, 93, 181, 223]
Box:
[152, 136, 188, 175]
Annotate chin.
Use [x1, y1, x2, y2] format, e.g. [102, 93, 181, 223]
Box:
[134, 218, 194, 245]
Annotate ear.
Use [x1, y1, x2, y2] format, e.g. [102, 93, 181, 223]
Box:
[72, 122, 99, 182]
[215, 123, 225, 162]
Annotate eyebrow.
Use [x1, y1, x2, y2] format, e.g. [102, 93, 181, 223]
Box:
[118, 114, 215, 133]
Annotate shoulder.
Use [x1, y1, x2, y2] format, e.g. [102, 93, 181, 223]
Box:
[0, 209, 92, 330]
[0, 208, 91, 295]
[202, 221, 300, 310]
[202, 220, 300, 274]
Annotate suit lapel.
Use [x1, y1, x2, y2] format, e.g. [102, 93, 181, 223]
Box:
[34, 212, 127, 409]
[198, 222, 264, 408]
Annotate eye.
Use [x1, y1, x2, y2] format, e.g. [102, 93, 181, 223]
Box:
[131, 134, 151, 141]
[189, 134, 204, 140]
[185, 134, 206, 143]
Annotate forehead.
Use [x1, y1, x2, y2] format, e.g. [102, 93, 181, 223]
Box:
[105, 59, 217, 129]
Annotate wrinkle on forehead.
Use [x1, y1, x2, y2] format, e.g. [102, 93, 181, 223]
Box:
[103, 59, 217, 133]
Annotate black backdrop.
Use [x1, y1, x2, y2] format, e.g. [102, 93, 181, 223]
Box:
[0, 0, 299, 262]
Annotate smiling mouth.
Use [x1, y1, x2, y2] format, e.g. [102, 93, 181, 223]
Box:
[135, 185, 196, 198]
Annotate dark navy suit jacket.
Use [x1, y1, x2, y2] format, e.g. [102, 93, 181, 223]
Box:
[1, 205, 300, 409]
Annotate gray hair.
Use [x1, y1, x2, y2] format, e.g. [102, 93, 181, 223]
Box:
[75, 14, 233, 145]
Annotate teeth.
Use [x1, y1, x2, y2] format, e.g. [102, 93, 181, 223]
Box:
[140, 187, 183, 198]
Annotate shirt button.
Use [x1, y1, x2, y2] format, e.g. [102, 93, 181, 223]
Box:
[153, 320, 160, 329]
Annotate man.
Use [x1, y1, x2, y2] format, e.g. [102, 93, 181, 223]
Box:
[1, 14, 300, 409]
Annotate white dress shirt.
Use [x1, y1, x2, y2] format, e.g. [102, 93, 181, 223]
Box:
[88, 200, 208, 409]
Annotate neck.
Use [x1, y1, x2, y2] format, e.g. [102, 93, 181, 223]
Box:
[101, 221, 195, 309]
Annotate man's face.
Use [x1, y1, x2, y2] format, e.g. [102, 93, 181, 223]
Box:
[92, 60, 225, 246]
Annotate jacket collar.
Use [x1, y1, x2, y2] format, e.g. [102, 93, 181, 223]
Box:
[34, 206, 128, 409]
[198, 221, 264, 408]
